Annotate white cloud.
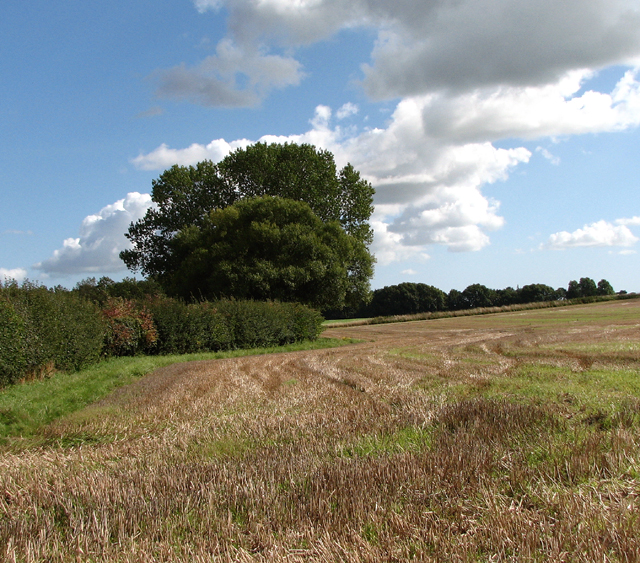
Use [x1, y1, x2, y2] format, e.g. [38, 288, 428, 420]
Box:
[135, 106, 165, 119]
[370, 220, 430, 266]
[153, 38, 304, 107]
[1, 229, 33, 236]
[336, 102, 359, 120]
[617, 216, 640, 226]
[34, 193, 153, 275]
[546, 219, 639, 249]
[132, 139, 252, 171]
[188, 0, 640, 102]
[401, 269, 417, 275]
[0, 268, 28, 282]
[536, 147, 561, 166]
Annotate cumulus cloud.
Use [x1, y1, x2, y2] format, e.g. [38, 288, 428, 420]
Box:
[336, 102, 359, 120]
[360, 0, 640, 99]
[0, 268, 28, 282]
[34, 193, 153, 275]
[545, 219, 640, 249]
[186, 0, 640, 102]
[134, 0, 640, 263]
[153, 39, 304, 107]
[617, 216, 640, 226]
[132, 138, 252, 171]
[133, 59, 640, 262]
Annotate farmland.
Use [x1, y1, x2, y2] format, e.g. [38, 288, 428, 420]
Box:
[2, 299, 640, 561]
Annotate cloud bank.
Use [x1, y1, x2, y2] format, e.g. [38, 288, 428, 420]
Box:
[133, 65, 640, 261]
[0, 268, 28, 282]
[34, 193, 153, 276]
[172, 0, 640, 106]
[41, 0, 640, 276]
[546, 218, 640, 249]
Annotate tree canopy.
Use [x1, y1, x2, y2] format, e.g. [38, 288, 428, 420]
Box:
[121, 143, 375, 309]
[366, 283, 447, 317]
[156, 196, 371, 309]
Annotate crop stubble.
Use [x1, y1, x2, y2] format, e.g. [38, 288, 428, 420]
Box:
[2, 300, 640, 561]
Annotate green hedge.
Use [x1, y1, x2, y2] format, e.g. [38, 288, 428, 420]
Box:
[0, 282, 105, 387]
[0, 281, 324, 388]
[145, 298, 323, 354]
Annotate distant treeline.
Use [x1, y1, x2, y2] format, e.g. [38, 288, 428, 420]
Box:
[335, 277, 618, 319]
[0, 278, 323, 388]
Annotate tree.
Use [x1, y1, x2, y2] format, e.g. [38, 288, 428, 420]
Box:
[460, 284, 497, 309]
[519, 283, 557, 304]
[566, 280, 581, 299]
[579, 277, 597, 297]
[447, 289, 464, 311]
[156, 196, 372, 310]
[495, 287, 519, 306]
[597, 279, 615, 296]
[366, 283, 446, 317]
[121, 142, 375, 308]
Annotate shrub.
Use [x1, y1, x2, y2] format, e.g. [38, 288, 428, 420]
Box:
[101, 298, 158, 357]
[145, 297, 322, 354]
[0, 296, 27, 386]
[0, 282, 106, 386]
[144, 297, 234, 355]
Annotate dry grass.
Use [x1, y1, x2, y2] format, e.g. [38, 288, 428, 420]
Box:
[2, 300, 640, 561]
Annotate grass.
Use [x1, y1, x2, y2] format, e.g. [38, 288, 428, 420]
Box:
[2, 299, 640, 561]
[0, 337, 358, 443]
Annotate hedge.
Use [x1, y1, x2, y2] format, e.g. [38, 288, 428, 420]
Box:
[0, 281, 323, 388]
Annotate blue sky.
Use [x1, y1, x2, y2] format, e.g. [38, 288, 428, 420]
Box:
[2, 0, 640, 294]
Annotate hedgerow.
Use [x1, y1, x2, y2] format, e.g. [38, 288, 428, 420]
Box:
[0, 281, 105, 387]
[0, 281, 324, 389]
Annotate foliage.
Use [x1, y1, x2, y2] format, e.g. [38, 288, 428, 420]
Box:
[101, 298, 158, 357]
[359, 278, 615, 320]
[0, 281, 105, 387]
[121, 142, 375, 309]
[366, 282, 447, 317]
[161, 196, 370, 310]
[519, 283, 558, 303]
[567, 277, 611, 299]
[597, 278, 615, 296]
[460, 283, 497, 309]
[74, 276, 163, 305]
[145, 296, 323, 354]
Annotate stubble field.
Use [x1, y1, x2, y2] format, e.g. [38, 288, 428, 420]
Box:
[2, 299, 640, 561]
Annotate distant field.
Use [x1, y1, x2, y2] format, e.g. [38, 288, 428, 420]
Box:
[2, 300, 640, 561]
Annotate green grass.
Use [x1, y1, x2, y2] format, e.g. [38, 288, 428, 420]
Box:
[323, 317, 370, 325]
[0, 337, 358, 442]
[338, 426, 434, 458]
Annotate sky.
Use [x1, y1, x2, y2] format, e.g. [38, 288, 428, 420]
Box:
[2, 0, 640, 294]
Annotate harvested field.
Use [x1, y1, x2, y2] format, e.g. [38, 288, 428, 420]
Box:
[2, 299, 640, 561]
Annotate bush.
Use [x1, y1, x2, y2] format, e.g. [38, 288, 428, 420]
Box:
[101, 298, 158, 357]
[0, 279, 323, 388]
[0, 297, 27, 386]
[0, 281, 106, 387]
[144, 297, 322, 355]
[144, 297, 234, 355]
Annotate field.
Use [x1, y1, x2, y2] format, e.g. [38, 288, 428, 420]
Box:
[2, 299, 640, 561]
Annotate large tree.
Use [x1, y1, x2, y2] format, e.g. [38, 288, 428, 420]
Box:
[157, 196, 371, 310]
[121, 142, 375, 308]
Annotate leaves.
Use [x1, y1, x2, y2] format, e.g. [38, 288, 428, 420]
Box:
[121, 143, 375, 309]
